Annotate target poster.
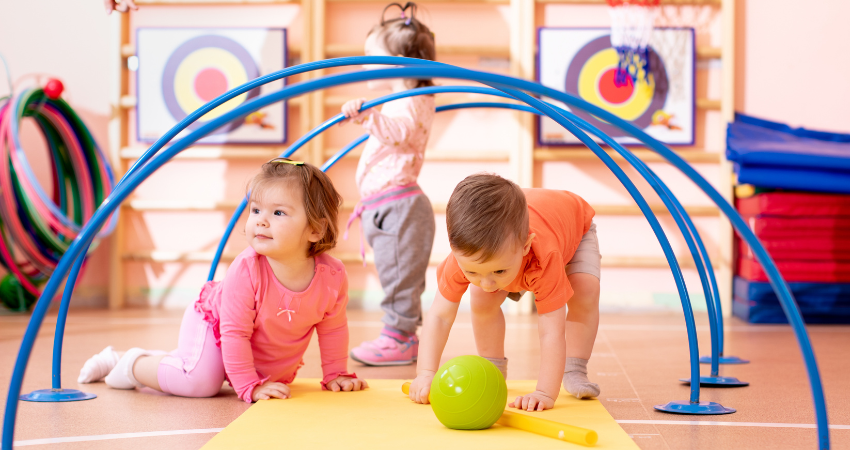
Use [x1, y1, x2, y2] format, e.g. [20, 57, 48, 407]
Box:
[538, 27, 694, 146]
[137, 28, 286, 144]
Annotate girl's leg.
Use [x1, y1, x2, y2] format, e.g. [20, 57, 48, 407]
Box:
[156, 306, 225, 398]
[469, 286, 509, 378]
[351, 194, 435, 366]
[106, 304, 224, 397]
[133, 355, 166, 391]
[369, 194, 435, 335]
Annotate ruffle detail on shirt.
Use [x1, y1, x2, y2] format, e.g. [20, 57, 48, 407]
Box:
[193, 280, 223, 347]
[320, 372, 359, 390]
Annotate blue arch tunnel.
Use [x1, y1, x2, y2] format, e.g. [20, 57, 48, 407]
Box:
[2, 57, 831, 450]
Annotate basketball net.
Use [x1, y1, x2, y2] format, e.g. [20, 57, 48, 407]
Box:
[608, 0, 659, 87]
[652, 3, 717, 102]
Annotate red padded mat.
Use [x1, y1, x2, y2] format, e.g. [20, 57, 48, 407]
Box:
[737, 256, 850, 282]
[737, 192, 850, 217]
[740, 215, 850, 239]
[737, 237, 850, 261]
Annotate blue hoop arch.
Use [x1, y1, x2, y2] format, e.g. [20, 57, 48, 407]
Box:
[2, 58, 829, 450]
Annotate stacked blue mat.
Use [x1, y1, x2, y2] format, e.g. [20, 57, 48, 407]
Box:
[727, 114, 850, 195]
[733, 277, 850, 324]
[728, 114, 850, 324]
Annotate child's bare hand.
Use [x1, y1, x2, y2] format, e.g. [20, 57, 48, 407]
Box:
[509, 390, 555, 412]
[105, 0, 138, 15]
[251, 381, 291, 401]
[409, 373, 433, 404]
[340, 98, 368, 124]
[326, 375, 369, 392]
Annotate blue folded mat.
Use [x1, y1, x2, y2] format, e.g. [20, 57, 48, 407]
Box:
[733, 276, 850, 324]
[727, 114, 850, 194]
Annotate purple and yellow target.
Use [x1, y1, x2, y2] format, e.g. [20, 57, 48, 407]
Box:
[161, 35, 261, 135]
[565, 35, 668, 138]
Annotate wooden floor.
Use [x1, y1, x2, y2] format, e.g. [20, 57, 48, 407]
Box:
[1, 308, 848, 449]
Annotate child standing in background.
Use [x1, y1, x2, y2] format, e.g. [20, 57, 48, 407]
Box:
[79, 159, 368, 401]
[342, 2, 437, 366]
[409, 173, 602, 410]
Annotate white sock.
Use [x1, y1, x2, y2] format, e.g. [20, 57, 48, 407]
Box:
[105, 348, 150, 390]
[562, 357, 600, 399]
[484, 357, 508, 379]
[78, 346, 119, 384]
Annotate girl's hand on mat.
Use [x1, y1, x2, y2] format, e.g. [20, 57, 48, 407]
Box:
[326, 376, 369, 392]
[340, 98, 368, 125]
[409, 374, 433, 404]
[252, 381, 291, 401]
[509, 391, 555, 412]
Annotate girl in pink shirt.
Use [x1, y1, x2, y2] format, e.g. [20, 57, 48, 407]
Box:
[341, 2, 437, 367]
[78, 159, 368, 402]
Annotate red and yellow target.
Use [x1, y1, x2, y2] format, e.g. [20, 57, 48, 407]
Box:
[161, 35, 261, 135]
[565, 35, 668, 137]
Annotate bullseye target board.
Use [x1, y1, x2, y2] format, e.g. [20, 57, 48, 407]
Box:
[137, 28, 286, 144]
[537, 27, 694, 146]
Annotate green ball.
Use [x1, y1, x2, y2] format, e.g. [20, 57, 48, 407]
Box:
[429, 355, 508, 430]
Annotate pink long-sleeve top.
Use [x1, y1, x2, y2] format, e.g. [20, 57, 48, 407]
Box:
[194, 247, 353, 403]
[353, 95, 436, 198]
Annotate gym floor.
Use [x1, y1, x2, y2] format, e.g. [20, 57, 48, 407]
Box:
[1, 308, 848, 449]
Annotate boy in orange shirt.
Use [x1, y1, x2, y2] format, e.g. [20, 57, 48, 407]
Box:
[408, 173, 601, 411]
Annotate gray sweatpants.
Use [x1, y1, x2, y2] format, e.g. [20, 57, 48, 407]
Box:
[361, 193, 435, 334]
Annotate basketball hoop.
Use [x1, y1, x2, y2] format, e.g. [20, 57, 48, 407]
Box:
[607, 0, 659, 87]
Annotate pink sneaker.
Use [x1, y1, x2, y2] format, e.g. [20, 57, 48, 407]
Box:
[350, 334, 419, 366]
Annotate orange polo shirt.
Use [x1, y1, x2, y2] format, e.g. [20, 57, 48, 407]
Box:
[437, 189, 595, 314]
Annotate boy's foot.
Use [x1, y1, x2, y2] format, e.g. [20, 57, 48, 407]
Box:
[563, 357, 600, 399]
[350, 333, 419, 366]
[78, 346, 119, 383]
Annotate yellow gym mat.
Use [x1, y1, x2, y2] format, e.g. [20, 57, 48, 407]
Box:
[202, 379, 638, 449]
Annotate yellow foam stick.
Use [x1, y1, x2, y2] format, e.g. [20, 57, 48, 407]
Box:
[401, 382, 598, 446]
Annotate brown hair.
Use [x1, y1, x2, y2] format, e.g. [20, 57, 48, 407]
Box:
[248, 159, 343, 257]
[446, 173, 529, 262]
[369, 2, 436, 88]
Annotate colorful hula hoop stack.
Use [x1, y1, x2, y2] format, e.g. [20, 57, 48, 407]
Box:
[0, 80, 116, 311]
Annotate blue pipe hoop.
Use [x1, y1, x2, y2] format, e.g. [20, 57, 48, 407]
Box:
[208, 89, 732, 389]
[200, 86, 727, 402]
[3, 58, 828, 450]
[207, 88, 733, 389]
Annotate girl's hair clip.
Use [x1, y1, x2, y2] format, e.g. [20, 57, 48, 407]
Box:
[381, 2, 416, 27]
[270, 158, 304, 166]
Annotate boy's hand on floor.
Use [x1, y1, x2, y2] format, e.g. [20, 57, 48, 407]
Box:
[509, 390, 555, 412]
[409, 373, 433, 404]
[326, 375, 369, 392]
[252, 381, 291, 401]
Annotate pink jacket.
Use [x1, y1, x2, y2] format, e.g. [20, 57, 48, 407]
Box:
[195, 248, 353, 402]
[354, 95, 436, 198]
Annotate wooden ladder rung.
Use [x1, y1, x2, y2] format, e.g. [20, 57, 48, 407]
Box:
[120, 146, 286, 160]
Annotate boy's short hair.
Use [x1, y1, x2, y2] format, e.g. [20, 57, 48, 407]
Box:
[446, 173, 529, 262]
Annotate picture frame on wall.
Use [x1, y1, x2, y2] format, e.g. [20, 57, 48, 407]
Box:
[537, 27, 695, 146]
[136, 27, 287, 144]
